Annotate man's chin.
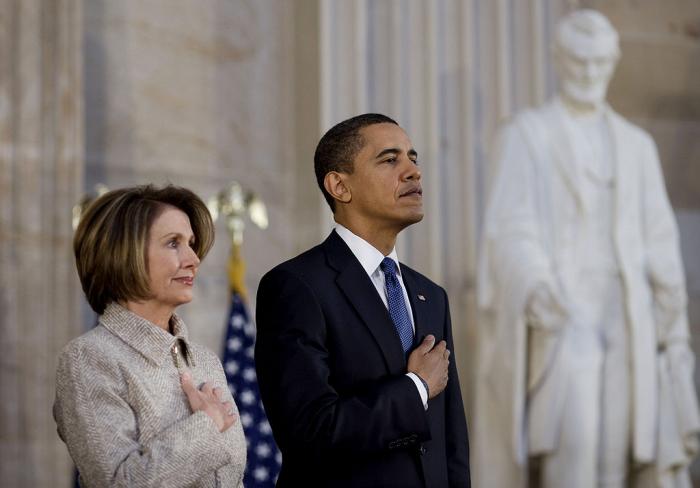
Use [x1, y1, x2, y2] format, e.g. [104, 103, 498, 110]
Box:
[402, 211, 424, 226]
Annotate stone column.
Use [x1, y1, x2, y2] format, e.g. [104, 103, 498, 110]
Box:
[0, 1, 84, 486]
[317, 0, 572, 422]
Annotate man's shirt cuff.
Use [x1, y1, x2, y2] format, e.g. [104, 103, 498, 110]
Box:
[406, 372, 428, 410]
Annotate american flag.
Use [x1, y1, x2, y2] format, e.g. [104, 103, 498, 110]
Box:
[223, 291, 281, 486]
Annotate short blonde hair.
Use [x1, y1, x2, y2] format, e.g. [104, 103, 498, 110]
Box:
[73, 184, 215, 314]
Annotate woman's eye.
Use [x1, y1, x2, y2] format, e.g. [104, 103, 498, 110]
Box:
[168, 240, 178, 248]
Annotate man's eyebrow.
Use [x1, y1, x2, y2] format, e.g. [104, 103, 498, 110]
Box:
[375, 147, 400, 158]
[374, 147, 419, 159]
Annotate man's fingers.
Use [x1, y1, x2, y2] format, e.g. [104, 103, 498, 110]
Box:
[417, 335, 436, 353]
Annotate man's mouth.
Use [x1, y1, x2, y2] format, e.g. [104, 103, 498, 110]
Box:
[400, 186, 423, 198]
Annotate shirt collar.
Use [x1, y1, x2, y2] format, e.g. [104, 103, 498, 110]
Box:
[335, 224, 402, 278]
[99, 302, 193, 367]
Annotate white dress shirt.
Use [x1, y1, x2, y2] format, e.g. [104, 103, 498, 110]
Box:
[335, 224, 429, 409]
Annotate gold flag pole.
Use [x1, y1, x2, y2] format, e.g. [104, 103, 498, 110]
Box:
[72, 183, 109, 230]
[208, 181, 268, 298]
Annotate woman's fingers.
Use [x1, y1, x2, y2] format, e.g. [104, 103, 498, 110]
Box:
[180, 372, 201, 407]
[200, 382, 214, 396]
[180, 374, 237, 432]
[213, 387, 225, 402]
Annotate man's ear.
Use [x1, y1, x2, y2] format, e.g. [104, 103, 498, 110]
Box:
[324, 171, 351, 205]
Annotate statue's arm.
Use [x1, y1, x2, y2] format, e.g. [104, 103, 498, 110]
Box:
[484, 121, 561, 319]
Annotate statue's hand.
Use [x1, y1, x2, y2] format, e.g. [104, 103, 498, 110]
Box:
[525, 284, 569, 331]
[652, 283, 686, 342]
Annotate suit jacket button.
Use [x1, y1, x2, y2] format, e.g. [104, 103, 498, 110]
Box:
[419, 445, 427, 455]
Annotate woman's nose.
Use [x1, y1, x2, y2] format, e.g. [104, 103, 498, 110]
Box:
[183, 246, 200, 267]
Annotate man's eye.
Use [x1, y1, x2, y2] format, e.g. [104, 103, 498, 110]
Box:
[386, 157, 397, 164]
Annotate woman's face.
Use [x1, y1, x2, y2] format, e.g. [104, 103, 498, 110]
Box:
[146, 205, 200, 311]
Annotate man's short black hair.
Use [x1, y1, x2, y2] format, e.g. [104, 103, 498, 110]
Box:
[314, 113, 398, 212]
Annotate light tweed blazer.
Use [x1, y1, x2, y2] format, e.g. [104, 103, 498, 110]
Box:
[54, 303, 246, 487]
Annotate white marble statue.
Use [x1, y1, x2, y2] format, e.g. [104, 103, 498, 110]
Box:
[474, 9, 700, 488]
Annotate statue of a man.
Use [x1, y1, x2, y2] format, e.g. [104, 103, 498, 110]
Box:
[474, 9, 699, 488]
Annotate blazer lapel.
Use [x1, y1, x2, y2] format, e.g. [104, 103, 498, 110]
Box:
[323, 232, 406, 374]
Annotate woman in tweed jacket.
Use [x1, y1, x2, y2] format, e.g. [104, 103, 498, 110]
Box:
[54, 185, 247, 487]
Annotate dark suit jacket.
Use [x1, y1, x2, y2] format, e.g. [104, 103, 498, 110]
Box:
[255, 231, 470, 488]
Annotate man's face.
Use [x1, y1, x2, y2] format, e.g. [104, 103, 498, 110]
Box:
[342, 123, 423, 231]
[556, 44, 618, 109]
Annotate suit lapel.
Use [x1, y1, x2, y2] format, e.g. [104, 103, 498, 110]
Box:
[323, 232, 406, 373]
[401, 268, 434, 344]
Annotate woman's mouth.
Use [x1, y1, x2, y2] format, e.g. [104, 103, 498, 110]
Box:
[173, 277, 194, 286]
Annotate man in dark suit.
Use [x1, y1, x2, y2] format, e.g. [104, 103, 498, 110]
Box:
[255, 113, 470, 487]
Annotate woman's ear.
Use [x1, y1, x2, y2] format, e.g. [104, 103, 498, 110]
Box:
[324, 171, 351, 205]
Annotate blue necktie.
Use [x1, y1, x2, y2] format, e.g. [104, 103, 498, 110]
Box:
[380, 257, 414, 354]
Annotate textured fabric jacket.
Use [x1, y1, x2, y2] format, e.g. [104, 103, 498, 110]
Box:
[54, 303, 246, 487]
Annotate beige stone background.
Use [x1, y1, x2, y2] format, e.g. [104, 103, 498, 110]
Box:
[0, 0, 698, 486]
[591, 0, 700, 480]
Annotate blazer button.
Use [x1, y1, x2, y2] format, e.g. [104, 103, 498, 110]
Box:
[419, 445, 427, 456]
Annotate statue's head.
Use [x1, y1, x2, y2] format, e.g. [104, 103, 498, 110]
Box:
[554, 9, 620, 111]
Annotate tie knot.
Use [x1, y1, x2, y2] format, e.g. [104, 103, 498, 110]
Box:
[380, 257, 398, 276]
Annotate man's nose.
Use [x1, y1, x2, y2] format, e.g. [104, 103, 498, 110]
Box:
[404, 161, 421, 181]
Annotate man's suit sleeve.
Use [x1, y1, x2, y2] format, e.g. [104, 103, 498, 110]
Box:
[255, 267, 430, 457]
[441, 288, 471, 487]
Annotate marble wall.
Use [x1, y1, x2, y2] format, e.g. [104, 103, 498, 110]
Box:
[82, 0, 302, 352]
[0, 1, 84, 486]
[580, 0, 700, 345]
[317, 0, 575, 426]
[582, 0, 700, 479]
[1, 0, 310, 485]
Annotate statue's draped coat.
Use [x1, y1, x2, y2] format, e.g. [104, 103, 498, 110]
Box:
[474, 98, 699, 487]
